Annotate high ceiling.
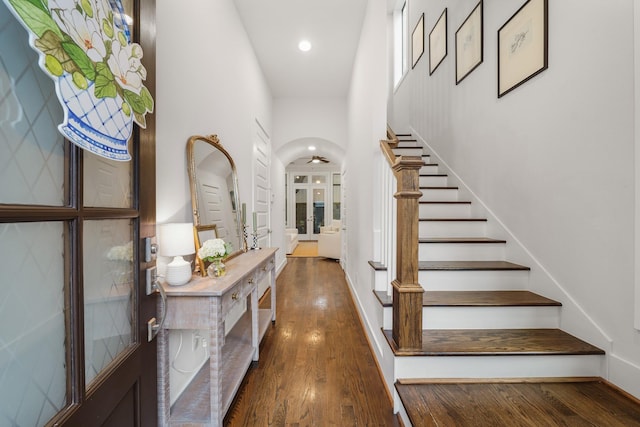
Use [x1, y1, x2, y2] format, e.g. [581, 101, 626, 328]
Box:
[233, 0, 369, 98]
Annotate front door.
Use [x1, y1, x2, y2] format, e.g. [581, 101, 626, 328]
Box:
[0, 0, 158, 425]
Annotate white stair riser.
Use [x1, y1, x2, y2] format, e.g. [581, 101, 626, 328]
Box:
[419, 220, 486, 237]
[394, 354, 605, 380]
[372, 269, 392, 292]
[419, 175, 448, 187]
[393, 148, 424, 156]
[418, 270, 530, 290]
[420, 189, 459, 201]
[420, 203, 471, 218]
[381, 306, 560, 330]
[395, 140, 421, 147]
[423, 306, 560, 329]
[420, 164, 439, 174]
[419, 242, 505, 261]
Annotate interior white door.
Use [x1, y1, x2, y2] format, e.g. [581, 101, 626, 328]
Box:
[252, 120, 271, 249]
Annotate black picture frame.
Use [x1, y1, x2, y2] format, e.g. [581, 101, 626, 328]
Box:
[497, 0, 548, 97]
[455, 1, 483, 85]
[412, 13, 425, 69]
[429, 8, 447, 75]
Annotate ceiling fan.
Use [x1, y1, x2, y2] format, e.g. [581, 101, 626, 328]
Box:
[306, 155, 330, 164]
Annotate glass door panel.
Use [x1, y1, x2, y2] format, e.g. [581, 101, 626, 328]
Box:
[83, 219, 135, 386]
[0, 0, 66, 207]
[295, 188, 307, 235]
[83, 151, 133, 208]
[0, 222, 67, 426]
[312, 187, 325, 235]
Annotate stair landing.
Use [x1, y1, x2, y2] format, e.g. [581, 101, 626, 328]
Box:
[396, 378, 640, 427]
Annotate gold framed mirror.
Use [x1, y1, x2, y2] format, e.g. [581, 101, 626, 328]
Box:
[187, 135, 247, 276]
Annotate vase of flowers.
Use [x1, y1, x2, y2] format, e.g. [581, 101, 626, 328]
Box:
[198, 238, 232, 278]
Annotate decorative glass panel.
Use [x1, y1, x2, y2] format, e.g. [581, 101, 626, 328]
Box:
[0, 1, 66, 206]
[84, 150, 133, 208]
[83, 219, 135, 386]
[0, 222, 66, 426]
[293, 175, 308, 184]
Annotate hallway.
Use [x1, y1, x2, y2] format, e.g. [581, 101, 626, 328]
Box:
[224, 257, 400, 426]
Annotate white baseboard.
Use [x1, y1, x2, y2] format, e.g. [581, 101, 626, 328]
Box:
[609, 353, 640, 400]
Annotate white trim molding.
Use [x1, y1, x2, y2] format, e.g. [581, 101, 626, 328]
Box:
[635, 0, 640, 331]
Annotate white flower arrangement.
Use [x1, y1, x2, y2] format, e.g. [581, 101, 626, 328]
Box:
[198, 238, 232, 262]
[107, 241, 133, 262]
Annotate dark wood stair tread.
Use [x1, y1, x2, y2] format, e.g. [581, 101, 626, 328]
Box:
[419, 218, 487, 222]
[374, 290, 560, 308]
[420, 186, 457, 190]
[419, 173, 446, 177]
[418, 260, 530, 270]
[369, 260, 530, 271]
[395, 379, 640, 427]
[420, 201, 470, 204]
[382, 328, 605, 356]
[420, 237, 506, 243]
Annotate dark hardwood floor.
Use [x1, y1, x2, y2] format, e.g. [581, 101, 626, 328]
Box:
[396, 378, 640, 427]
[224, 257, 400, 426]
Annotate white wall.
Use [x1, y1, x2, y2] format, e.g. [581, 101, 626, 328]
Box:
[272, 97, 348, 166]
[390, 0, 640, 398]
[273, 97, 348, 151]
[155, 0, 276, 398]
[156, 0, 272, 225]
[345, 0, 389, 366]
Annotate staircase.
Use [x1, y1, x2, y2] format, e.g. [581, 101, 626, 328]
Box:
[373, 133, 608, 425]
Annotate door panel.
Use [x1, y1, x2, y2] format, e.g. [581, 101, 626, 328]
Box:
[0, 0, 158, 425]
[0, 222, 67, 426]
[295, 188, 308, 236]
[83, 219, 135, 386]
[253, 121, 271, 249]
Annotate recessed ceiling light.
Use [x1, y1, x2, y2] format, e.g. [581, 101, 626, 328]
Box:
[298, 40, 312, 52]
[308, 145, 316, 151]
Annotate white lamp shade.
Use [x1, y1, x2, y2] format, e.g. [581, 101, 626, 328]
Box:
[158, 223, 195, 257]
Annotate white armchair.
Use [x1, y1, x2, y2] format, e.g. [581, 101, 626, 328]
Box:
[285, 228, 299, 254]
[317, 220, 341, 259]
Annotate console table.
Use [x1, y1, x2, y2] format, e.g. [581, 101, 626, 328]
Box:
[157, 248, 277, 426]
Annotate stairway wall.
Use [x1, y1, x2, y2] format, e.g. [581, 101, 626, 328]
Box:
[387, 0, 640, 398]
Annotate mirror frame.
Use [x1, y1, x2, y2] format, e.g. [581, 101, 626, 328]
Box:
[187, 134, 247, 276]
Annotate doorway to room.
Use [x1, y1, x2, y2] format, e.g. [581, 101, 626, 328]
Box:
[286, 171, 341, 241]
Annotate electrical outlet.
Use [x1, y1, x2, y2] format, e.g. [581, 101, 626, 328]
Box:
[192, 332, 200, 351]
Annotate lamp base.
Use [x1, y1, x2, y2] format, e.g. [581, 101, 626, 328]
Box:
[166, 256, 192, 286]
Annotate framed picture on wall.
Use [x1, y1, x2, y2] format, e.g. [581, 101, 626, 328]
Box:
[412, 13, 425, 69]
[455, 1, 483, 84]
[497, 0, 548, 97]
[429, 8, 447, 75]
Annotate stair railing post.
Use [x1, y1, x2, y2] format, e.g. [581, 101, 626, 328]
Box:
[391, 156, 424, 351]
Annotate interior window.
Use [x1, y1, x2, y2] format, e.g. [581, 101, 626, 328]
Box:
[394, 0, 409, 87]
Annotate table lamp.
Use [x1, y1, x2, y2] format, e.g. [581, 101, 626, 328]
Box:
[159, 222, 195, 286]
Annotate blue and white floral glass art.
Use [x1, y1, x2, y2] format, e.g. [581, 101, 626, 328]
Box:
[3, 0, 154, 161]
